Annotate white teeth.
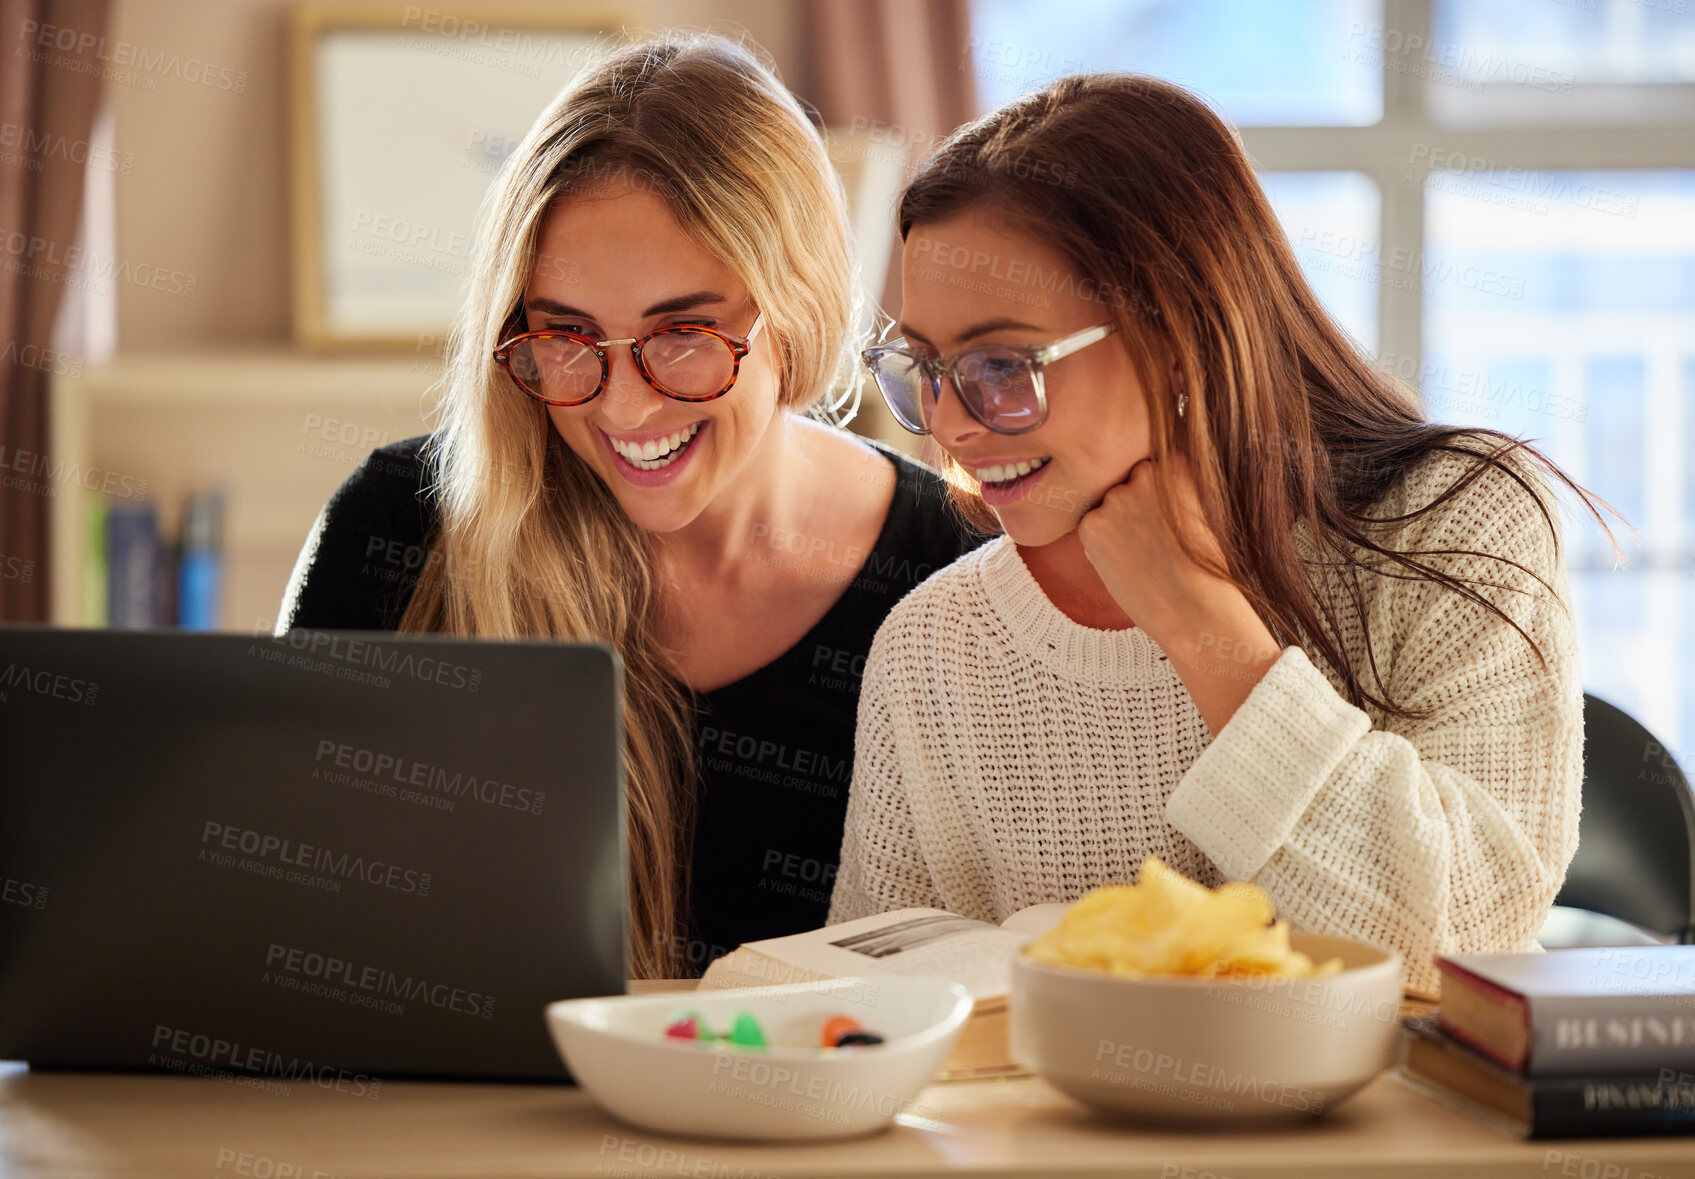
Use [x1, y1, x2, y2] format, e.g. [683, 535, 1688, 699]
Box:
[972, 456, 1046, 485]
[610, 422, 702, 470]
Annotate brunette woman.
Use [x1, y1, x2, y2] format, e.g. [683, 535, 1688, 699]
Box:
[829, 74, 1606, 993]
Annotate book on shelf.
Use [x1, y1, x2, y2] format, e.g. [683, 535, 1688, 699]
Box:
[83, 496, 108, 628]
[105, 502, 159, 628]
[1434, 946, 1695, 1075]
[1399, 1015, 1695, 1138]
[177, 490, 225, 630]
[698, 904, 1069, 1078]
[154, 531, 179, 632]
[95, 489, 226, 629]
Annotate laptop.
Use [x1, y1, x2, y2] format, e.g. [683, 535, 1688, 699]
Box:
[0, 626, 625, 1084]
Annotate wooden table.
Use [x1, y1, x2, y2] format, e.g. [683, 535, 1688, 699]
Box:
[4, 1060, 1693, 1179]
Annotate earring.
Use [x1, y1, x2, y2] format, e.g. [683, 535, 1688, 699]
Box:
[1176, 391, 1189, 419]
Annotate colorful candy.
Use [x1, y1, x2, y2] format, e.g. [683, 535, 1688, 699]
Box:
[819, 1014, 885, 1048]
[820, 1015, 861, 1048]
[660, 1010, 883, 1051]
[728, 1011, 768, 1049]
[663, 1012, 704, 1040]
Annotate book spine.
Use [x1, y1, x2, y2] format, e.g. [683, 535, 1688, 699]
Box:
[177, 491, 224, 630]
[1529, 1072, 1695, 1138]
[1530, 992, 1695, 1076]
[178, 551, 219, 629]
[83, 496, 109, 627]
[154, 538, 179, 627]
[106, 504, 158, 628]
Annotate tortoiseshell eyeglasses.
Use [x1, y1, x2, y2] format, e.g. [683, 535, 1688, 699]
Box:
[493, 314, 765, 407]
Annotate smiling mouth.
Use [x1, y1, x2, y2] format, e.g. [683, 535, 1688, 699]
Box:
[972, 457, 1048, 488]
[606, 422, 703, 470]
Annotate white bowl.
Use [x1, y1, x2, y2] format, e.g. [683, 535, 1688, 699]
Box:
[1011, 932, 1403, 1125]
[546, 976, 972, 1141]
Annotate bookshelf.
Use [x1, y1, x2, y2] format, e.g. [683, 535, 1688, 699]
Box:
[49, 350, 443, 632]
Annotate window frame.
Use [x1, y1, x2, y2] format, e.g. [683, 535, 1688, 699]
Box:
[1236, 0, 1695, 377]
[1237, 0, 1695, 748]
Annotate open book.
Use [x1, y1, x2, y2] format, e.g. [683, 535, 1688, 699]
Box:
[698, 904, 1068, 1078]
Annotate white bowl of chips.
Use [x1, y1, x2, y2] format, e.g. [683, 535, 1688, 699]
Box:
[1010, 859, 1403, 1124]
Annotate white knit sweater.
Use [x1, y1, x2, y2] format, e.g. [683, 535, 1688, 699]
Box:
[827, 447, 1584, 994]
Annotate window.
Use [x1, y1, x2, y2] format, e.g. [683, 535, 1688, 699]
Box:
[969, 0, 1695, 757]
[970, 0, 1384, 125]
[1426, 170, 1695, 746]
[1259, 171, 1382, 352]
[1428, 0, 1695, 124]
[1435, 0, 1695, 84]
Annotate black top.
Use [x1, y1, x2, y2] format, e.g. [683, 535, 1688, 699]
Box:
[281, 434, 987, 972]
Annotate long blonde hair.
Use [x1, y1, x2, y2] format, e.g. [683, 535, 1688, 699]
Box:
[399, 32, 860, 977]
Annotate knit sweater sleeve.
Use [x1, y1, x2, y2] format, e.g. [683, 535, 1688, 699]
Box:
[1164, 453, 1583, 994]
[827, 638, 945, 923]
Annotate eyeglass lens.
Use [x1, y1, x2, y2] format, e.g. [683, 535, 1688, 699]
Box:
[871, 349, 1041, 432]
[509, 328, 738, 402]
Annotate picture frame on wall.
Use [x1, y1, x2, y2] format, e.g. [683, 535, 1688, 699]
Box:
[289, 3, 623, 350]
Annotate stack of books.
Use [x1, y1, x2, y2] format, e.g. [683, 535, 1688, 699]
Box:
[1399, 946, 1695, 1137]
[84, 490, 225, 629]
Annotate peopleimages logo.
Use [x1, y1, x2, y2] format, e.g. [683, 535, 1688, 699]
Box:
[0, 661, 97, 705]
[1, 874, 49, 910]
[696, 726, 852, 785]
[259, 629, 482, 692]
[149, 1025, 379, 1098]
[199, 822, 431, 897]
[0, 442, 149, 500]
[313, 739, 546, 815]
[265, 943, 495, 1019]
[1092, 1039, 1327, 1114]
[19, 18, 248, 92]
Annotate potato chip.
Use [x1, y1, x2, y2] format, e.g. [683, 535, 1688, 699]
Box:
[1024, 857, 1343, 979]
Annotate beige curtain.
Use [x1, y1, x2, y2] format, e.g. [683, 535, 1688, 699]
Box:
[801, 0, 976, 313]
[800, 0, 976, 455]
[0, 0, 109, 621]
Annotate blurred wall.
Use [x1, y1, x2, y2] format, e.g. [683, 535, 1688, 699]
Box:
[107, 0, 802, 351]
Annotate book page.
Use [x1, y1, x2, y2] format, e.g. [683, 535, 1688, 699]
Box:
[735, 909, 1033, 1000]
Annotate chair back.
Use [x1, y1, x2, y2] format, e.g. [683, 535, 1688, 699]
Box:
[1556, 694, 1695, 942]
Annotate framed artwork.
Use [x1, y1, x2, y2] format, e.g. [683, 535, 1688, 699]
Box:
[290, 3, 623, 349]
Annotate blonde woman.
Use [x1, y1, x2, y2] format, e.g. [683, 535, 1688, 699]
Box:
[279, 34, 982, 978]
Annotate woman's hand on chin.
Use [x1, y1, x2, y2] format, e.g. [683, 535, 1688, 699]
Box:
[1076, 453, 1282, 733]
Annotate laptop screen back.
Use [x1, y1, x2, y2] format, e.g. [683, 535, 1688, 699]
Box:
[0, 627, 625, 1083]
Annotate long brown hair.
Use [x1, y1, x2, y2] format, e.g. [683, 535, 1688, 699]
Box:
[398, 32, 860, 977]
[899, 73, 1616, 718]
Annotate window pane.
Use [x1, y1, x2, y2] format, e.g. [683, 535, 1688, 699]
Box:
[969, 0, 1384, 125]
[1258, 171, 1381, 352]
[1424, 169, 1695, 753]
[1434, 0, 1695, 85]
[1584, 356, 1648, 525]
[1687, 357, 1695, 531]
